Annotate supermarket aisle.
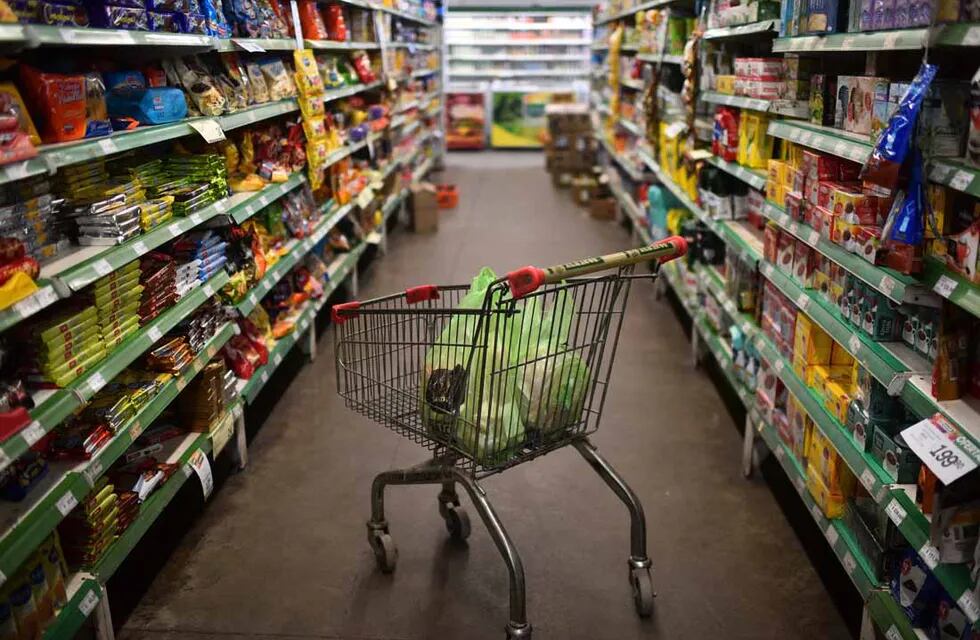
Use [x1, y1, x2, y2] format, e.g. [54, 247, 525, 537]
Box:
[120, 153, 849, 640]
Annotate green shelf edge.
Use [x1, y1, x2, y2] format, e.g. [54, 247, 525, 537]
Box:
[92, 433, 213, 581]
[705, 156, 768, 191]
[766, 119, 872, 164]
[701, 91, 770, 113]
[921, 258, 980, 321]
[617, 118, 643, 137]
[866, 589, 924, 640]
[762, 201, 917, 304]
[773, 23, 980, 53]
[0, 285, 60, 334]
[0, 324, 233, 583]
[0, 270, 230, 470]
[703, 19, 781, 40]
[930, 158, 980, 199]
[42, 577, 102, 640]
[598, 136, 644, 182]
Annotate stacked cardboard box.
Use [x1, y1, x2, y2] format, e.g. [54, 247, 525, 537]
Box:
[544, 104, 596, 180]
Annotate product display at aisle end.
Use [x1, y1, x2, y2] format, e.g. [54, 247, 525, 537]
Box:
[445, 9, 592, 149]
[586, 0, 980, 637]
[0, 0, 443, 637]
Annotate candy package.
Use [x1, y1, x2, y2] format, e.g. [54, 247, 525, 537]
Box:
[324, 2, 346, 40]
[199, 0, 229, 37]
[350, 50, 376, 85]
[861, 63, 936, 196]
[175, 12, 207, 33]
[293, 49, 322, 97]
[19, 66, 110, 143]
[40, 1, 87, 26]
[88, 4, 147, 29]
[297, 0, 325, 38]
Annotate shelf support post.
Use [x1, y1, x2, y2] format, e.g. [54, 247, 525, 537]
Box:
[233, 408, 248, 470]
[741, 413, 755, 479]
[94, 583, 116, 640]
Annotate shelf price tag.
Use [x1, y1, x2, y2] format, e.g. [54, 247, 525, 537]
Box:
[958, 591, 980, 623]
[859, 469, 876, 493]
[919, 542, 940, 569]
[848, 334, 862, 356]
[21, 421, 44, 446]
[147, 326, 163, 343]
[885, 626, 902, 640]
[931, 164, 953, 182]
[807, 230, 819, 246]
[878, 275, 896, 296]
[234, 39, 266, 52]
[78, 589, 99, 617]
[842, 552, 857, 575]
[86, 372, 107, 397]
[56, 492, 78, 517]
[810, 503, 823, 522]
[951, 170, 974, 192]
[92, 259, 113, 277]
[83, 460, 103, 486]
[824, 524, 839, 547]
[796, 292, 809, 311]
[933, 275, 958, 299]
[97, 138, 118, 155]
[188, 449, 214, 499]
[188, 118, 226, 143]
[885, 499, 907, 526]
[902, 417, 979, 485]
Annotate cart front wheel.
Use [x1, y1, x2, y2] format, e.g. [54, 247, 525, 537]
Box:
[443, 505, 471, 540]
[505, 622, 532, 639]
[630, 567, 654, 618]
[370, 532, 398, 573]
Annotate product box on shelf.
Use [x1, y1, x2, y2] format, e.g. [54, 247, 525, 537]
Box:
[836, 76, 889, 136]
[810, 74, 837, 127]
[805, 0, 845, 33]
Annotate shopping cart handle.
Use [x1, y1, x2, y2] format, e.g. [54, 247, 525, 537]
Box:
[405, 284, 439, 303]
[332, 301, 361, 324]
[506, 236, 687, 298]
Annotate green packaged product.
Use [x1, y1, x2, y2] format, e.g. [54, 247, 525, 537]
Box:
[37, 307, 99, 344]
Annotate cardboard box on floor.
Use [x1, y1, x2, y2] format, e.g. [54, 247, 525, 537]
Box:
[590, 198, 617, 220]
[410, 182, 439, 232]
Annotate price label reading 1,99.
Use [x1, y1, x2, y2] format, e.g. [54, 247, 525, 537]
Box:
[902, 417, 979, 485]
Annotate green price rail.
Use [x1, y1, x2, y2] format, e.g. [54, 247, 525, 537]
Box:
[705, 155, 767, 191]
[752, 330, 980, 626]
[0, 323, 232, 588]
[0, 270, 230, 473]
[773, 23, 980, 53]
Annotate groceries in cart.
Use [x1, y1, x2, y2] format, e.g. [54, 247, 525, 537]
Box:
[421, 267, 591, 464]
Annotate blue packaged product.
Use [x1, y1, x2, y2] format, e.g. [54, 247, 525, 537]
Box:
[174, 11, 207, 33]
[933, 593, 974, 640]
[862, 62, 937, 194]
[890, 548, 941, 628]
[103, 70, 146, 92]
[144, 0, 188, 10]
[40, 0, 88, 25]
[10, 0, 40, 21]
[88, 3, 148, 28]
[105, 87, 188, 125]
[199, 0, 229, 36]
[888, 150, 925, 246]
[147, 10, 177, 30]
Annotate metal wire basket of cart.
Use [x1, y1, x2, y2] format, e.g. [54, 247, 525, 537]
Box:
[331, 236, 688, 639]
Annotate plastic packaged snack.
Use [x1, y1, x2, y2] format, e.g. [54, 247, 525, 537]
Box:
[349, 50, 376, 85]
[259, 58, 296, 101]
[87, 4, 147, 29]
[106, 87, 188, 125]
[244, 60, 269, 103]
[39, 0, 87, 25]
[297, 0, 326, 39]
[861, 62, 937, 195]
[18, 66, 98, 143]
[293, 49, 323, 97]
[324, 2, 346, 40]
[146, 10, 177, 31]
[165, 57, 226, 116]
[0, 84, 37, 145]
[199, 0, 229, 37]
[175, 11, 206, 33]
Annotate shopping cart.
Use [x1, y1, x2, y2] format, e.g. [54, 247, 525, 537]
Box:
[332, 236, 688, 639]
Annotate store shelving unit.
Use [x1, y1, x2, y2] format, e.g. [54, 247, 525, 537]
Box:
[589, 1, 980, 634]
[0, 2, 444, 637]
[445, 9, 592, 148]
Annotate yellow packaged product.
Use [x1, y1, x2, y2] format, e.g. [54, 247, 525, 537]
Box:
[302, 116, 328, 142]
[823, 380, 851, 423]
[794, 314, 833, 364]
[292, 49, 323, 97]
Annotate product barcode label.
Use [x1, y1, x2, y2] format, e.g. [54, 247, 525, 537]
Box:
[78, 589, 99, 617]
[848, 334, 861, 355]
[842, 552, 856, 575]
[56, 492, 78, 516]
[147, 326, 163, 343]
[951, 170, 974, 191]
[98, 138, 118, 155]
[885, 499, 907, 526]
[796, 293, 809, 311]
[807, 230, 819, 245]
[189, 213, 204, 225]
[933, 275, 958, 298]
[87, 372, 106, 396]
[810, 504, 822, 522]
[919, 542, 940, 569]
[878, 275, 896, 296]
[93, 259, 113, 277]
[84, 460, 103, 485]
[825, 524, 839, 547]
[885, 626, 901, 640]
[958, 590, 980, 622]
[21, 421, 44, 446]
[859, 469, 876, 493]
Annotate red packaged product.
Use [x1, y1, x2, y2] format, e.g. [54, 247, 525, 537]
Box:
[0, 256, 38, 285]
[297, 0, 327, 39]
[0, 238, 25, 263]
[18, 66, 87, 143]
[350, 51, 376, 84]
[324, 3, 347, 41]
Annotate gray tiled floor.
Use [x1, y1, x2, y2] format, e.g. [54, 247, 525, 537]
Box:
[119, 152, 851, 640]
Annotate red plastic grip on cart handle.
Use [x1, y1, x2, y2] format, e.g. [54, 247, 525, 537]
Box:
[655, 235, 688, 262]
[331, 301, 361, 324]
[507, 267, 547, 299]
[405, 285, 439, 303]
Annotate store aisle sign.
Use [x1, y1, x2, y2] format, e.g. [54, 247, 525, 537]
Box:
[902, 415, 980, 485]
[188, 449, 214, 499]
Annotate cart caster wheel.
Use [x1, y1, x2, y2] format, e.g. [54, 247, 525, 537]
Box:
[444, 506, 471, 540]
[630, 567, 655, 618]
[370, 532, 398, 573]
[505, 622, 532, 639]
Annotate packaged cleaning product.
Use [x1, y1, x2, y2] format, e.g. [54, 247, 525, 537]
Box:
[862, 62, 937, 196]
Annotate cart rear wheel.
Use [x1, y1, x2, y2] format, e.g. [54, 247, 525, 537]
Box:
[371, 532, 398, 573]
[444, 506, 471, 540]
[630, 567, 654, 618]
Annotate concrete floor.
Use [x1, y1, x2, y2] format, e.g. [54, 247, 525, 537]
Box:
[119, 152, 851, 640]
